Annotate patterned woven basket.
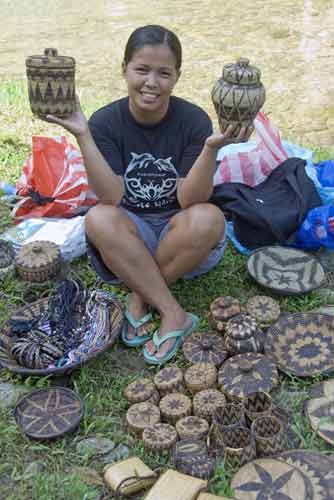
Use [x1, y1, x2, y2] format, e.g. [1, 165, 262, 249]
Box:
[15, 241, 62, 282]
[26, 48, 76, 118]
[0, 296, 124, 376]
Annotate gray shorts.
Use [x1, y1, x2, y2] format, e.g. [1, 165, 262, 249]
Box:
[86, 208, 227, 284]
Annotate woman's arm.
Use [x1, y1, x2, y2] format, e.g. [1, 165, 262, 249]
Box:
[177, 126, 253, 209]
[45, 97, 124, 205]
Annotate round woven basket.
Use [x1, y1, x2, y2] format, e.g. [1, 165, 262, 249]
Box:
[14, 387, 84, 439]
[15, 241, 62, 282]
[0, 296, 124, 376]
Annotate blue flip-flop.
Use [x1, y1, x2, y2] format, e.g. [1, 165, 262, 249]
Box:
[143, 313, 199, 365]
[121, 305, 153, 347]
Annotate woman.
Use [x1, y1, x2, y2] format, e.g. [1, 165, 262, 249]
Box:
[47, 25, 252, 364]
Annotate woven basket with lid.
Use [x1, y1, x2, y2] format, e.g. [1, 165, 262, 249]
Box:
[124, 378, 159, 405]
[26, 48, 76, 118]
[184, 362, 217, 393]
[154, 366, 185, 396]
[211, 57, 265, 136]
[15, 240, 62, 282]
[193, 389, 226, 422]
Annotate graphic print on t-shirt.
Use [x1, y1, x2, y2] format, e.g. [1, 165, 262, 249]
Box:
[124, 152, 178, 209]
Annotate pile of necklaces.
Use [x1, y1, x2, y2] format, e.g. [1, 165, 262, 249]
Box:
[9, 279, 116, 369]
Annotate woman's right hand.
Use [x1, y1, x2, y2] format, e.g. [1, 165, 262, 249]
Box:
[44, 95, 89, 139]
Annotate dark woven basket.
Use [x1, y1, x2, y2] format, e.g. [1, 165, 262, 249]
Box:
[14, 387, 84, 439]
[0, 296, 124, 376]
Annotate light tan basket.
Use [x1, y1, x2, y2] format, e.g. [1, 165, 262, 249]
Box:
[144, 469, 207, 500]
[104, 457, 156, 496]
[15, 240, 62, 282]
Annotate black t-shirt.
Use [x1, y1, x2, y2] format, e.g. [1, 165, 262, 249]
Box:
[88, 96, 213, 212]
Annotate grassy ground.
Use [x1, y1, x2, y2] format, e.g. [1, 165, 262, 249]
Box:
[1, 80, 334, 500]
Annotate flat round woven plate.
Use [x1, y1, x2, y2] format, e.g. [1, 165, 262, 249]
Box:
[14, 387, 84, 439]
[247, 246, 325, 295]
[265, 313, 334, 377]
[231, 458, 307, 499]
[274, 450, 334, 499]
[305, 380, 334, 446]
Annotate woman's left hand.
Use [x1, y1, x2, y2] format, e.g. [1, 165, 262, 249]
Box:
[205, 123, 254, 151]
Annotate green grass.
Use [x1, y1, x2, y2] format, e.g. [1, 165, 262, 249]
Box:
[1, 80, 334, 499]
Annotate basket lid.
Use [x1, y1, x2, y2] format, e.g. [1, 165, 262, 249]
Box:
[26, 48, 75, 69]
[225, 314, 258, 341]
[218, 353, 278, 399]
[154, 366, 183, 390]
[182, 332, 228, 366]
[143, 423, 178, 451]
[264, 313, 334, 377]
[274, 450, 333, 499]
[222, 58, 262, 85]
[231, 458, 307, 499]
[14, 387, 84, 439]
[246, 295, 281, 323]
[15, 240, 61, 271]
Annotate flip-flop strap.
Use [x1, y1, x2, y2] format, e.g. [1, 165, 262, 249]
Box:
[125, 309, 152, 329]
[151, 329, 185, 348]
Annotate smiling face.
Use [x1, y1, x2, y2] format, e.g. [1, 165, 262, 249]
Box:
[123, 44, 180, 125]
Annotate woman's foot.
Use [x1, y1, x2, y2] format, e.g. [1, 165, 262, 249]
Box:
[144, 309, 196, 362]
[123, 292, 154, 341]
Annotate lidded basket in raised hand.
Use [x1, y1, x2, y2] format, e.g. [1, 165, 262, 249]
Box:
[26, 48, 76, 118]
[211, 57, 265, 136]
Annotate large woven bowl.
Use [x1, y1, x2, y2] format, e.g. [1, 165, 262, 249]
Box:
[0, 297, 124, 376]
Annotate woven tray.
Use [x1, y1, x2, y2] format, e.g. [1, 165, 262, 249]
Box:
[231, 458, 307, 499]
[247, 246, 325, 295]
[305, 384, 334, 446]
[274, 450, 334, 499]
[184, 363, 217, 393]
[0, 296, 124, 376]
[182, 332, 228, 366]
[14, 387, 84, 439]
[265, 313, 334, 377]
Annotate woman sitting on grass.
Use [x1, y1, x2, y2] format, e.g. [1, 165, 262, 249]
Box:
[46, 24, 252, 364]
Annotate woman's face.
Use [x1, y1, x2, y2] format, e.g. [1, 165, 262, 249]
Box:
[123, 44, 180, 124]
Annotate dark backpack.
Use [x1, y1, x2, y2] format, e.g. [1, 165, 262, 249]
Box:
[210, 157, 322, 249]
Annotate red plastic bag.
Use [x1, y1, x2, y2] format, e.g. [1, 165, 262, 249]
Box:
[14, 136, 97, 221]
[214, 112, 289, 187]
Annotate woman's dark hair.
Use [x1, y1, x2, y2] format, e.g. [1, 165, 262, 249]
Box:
[123, 25, 182, 71]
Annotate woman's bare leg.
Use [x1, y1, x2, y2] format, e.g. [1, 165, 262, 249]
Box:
[144, 203, 225, 357]
[85, 204, 189, 342]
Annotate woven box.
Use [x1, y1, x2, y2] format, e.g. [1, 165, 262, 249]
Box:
[104, 457, 156, 496]
[144, 469, 207, 500]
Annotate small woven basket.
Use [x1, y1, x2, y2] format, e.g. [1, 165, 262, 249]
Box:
[184, 362, 217, 393]
[26, 48, 76, 118]
[15, 240, 62, 282]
